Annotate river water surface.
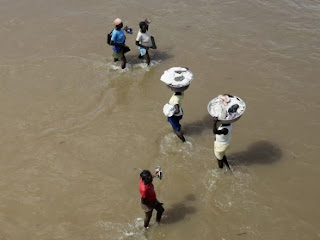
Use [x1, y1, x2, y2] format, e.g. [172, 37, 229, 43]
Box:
[0, 0, 319, 239]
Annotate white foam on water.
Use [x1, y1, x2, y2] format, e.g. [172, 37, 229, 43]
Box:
[108, 62, 123, 71]
[201, 166, 256, 211]
[106, 59, 161, 75]
[98, 217, 152, 240]
[159, 133, 195, 157]
[130, 59, 161, 70]
[202, 168, 220, 194]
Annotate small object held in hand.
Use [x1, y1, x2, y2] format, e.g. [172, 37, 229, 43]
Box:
[124, 26, 133, 34]
[155, 166, 162, 179]
[126, 28, 133, 34]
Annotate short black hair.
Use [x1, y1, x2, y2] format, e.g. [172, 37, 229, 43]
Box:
[140, 170, 152, 183]
[139, 21, 147, 29]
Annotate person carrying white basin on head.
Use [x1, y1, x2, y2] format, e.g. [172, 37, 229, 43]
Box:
[208, 94, 246, 170]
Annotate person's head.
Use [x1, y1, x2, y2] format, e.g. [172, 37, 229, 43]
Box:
[222, 123, 231, 126]
[140, 170, 153, 185]
[145, 18, 151, 25]
[174, 91, 182, 96]
[114, 18, 123, 29]
[139, 21, 148, 33]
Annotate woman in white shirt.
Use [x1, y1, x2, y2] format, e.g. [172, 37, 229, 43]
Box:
[136, 21, 153, 65]
[213, 116, 232, 170]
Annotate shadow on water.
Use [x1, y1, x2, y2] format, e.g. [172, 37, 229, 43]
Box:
[183, 114, 212, 136]
[163, 194, 196, 224]
[152, 49, 174, 62]
[230, 140, 282, 165]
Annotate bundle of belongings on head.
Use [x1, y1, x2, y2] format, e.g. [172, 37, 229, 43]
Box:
[161, 67, 193, 117]
[160, 67, 193, 92]
[207, 94, 246, 123]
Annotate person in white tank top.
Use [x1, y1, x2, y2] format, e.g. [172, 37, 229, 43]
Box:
[213, 117, 232, 170]
[167, 92, 185, 142]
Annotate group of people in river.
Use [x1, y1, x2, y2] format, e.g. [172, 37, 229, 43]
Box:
[108, 18, 234, 229]
[139, 91, 234, 228]
[108, 18, 155, 69]
[166, 90, 233, 170]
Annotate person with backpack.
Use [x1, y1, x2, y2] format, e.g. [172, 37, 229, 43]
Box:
[109, 18, 130, 69]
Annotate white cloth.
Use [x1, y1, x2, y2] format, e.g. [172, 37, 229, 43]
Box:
[136, 30, 152, 47]
[215, 124, 232, 143]
[208, 95, 246, 120]
[160, 67, 193, 87]
[163, 104, 175, 117]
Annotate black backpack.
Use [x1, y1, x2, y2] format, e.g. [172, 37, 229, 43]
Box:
[107, 29, 113, 45]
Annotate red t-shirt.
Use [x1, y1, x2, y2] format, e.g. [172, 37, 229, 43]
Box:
[139, 178, 156, 203]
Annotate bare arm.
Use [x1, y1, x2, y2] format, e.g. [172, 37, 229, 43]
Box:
[213, 117, 228, 135]
[173, 104, 180, 114]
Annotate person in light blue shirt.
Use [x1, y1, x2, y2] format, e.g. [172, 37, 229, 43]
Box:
[110, 18, 130, 69]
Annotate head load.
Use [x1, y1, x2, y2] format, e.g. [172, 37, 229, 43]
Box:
[160, 67, 193, 92]
[207, 94, 246, 124]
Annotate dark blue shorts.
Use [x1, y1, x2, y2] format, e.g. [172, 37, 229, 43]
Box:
[168, 115, 183, 131]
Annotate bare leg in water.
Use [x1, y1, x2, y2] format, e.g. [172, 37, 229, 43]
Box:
[217, 159, 224, 168]
[174, 130, 185, 142]
[120, 55, 126, 69]
[222, 155, 231, 170]
[144, 52, 150, 65]
[144, 210, 152, 228]
[155, 201, 164, 223]
[143, 202, 164, 228]
[217, 155, 231, 170]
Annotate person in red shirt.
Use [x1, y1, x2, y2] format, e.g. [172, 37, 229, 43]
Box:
[139, 170, 164, 228]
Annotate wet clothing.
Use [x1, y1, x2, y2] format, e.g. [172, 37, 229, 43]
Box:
[167, 93, 184, 131]
[168, 115, 183, 131]
[139, 178, 164, 227]
[136, 30, 152, 48]
[139, 179, 156, 203]
[215, 124, 232, 143]
[139, 47, 147, 56]
[141, 199, 163, 213]
[111, 28, 126, 54]
[112, 50, 124, 59]
[214, 141, 230, 160]
[141, 200, 164, 227]
[214, 124, 232, 160]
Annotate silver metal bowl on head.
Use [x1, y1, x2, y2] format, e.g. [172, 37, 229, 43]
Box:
[167, 84, 190, 92]
[207, 96, 246, 124]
